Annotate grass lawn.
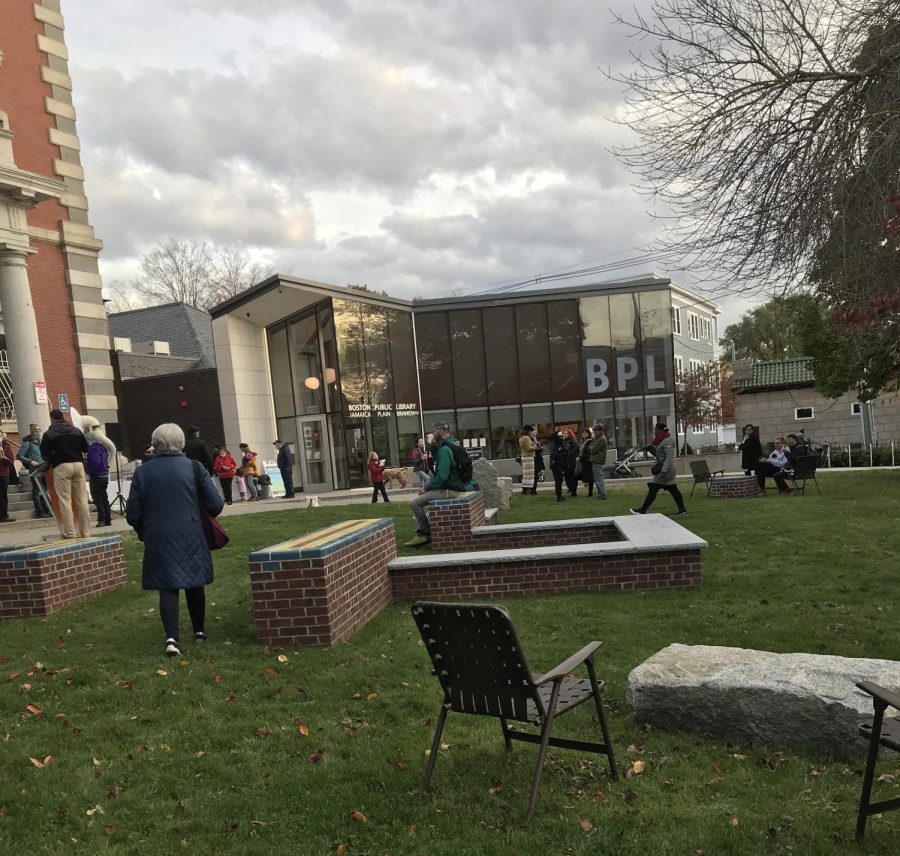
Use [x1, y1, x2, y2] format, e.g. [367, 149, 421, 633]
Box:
[2, 472, 899, 855]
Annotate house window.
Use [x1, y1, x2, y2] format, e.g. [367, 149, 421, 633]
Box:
[688, 358, 702, 377]
[795, 407, 814, 420]
[702, 317, 712, 343]
[851, 402, 861, 415]
[671, 306, 682, 335]
[674, 355, 684, 379]
[688, 312, 700, 340]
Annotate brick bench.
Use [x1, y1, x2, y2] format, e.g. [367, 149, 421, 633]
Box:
[389, 514, 706, 601]
[710, 475, 760, 499]
[0, 536, 127, 621]
[249, 519, 396, 646]
[628, 644, 900, 757]
[428, 491, 495, 552]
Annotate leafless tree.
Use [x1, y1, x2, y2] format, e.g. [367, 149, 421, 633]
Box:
[103, 280, 143, 314]
[611, 0, 900, 297]
[131, 239, 274, 311]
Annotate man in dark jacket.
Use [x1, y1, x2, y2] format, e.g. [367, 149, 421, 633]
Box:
[183, 426, 214, 475]
[274, 440, 296, 498]
[772, 433, 808, 495]
[17, 423, 53, 519]
[40, 409, 91, 538]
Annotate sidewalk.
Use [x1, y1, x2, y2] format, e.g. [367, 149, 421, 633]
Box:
[0, 485, 422, 548]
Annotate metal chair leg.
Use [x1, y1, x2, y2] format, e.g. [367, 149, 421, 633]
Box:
[422, 704, 449, 791]
[500, 716, 512, 752]
[587, 658, 618, 780]
[526, 681, 561, 821]
[814, 476, 821, 495]
[690, 481, 697, 499]
[856, 702, 886, 841]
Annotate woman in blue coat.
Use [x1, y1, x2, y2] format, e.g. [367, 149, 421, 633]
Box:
[126, 423, 224, 657]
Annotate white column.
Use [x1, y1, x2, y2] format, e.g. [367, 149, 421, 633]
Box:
[0, 249, 50, 433]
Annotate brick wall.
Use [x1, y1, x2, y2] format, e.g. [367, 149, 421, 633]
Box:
[429, 492, 488, 552]
[471, 523, 622, 551]
[709, 475, 760, 499]
[249, 520, 396, 646]
[390, 549, 702, 601]
[0, 536, 127, 620]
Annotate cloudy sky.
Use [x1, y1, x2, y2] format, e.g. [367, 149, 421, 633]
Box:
[64, 0, 750, 325]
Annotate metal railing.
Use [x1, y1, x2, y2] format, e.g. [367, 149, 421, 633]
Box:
[0, 350, 14, 422]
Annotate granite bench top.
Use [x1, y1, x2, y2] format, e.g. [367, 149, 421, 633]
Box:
[390, 514, 706, 570]
[0, 535, 123, 561]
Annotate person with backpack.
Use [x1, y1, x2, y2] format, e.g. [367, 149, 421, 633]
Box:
[404, 421, 476, 547]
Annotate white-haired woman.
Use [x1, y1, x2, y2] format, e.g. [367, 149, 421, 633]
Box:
[126, 423, 224, 657]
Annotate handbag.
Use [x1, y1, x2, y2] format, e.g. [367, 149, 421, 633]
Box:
[192, 460, 229, 550]
[651, 461, 663, 475]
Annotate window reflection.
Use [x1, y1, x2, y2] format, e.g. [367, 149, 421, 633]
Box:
[639, 291, 674, 394]
[417, 313, 454, 411]
[267, 325, 293, 418]
[516, 303, 551, 402]
[483, 307, 519, 405]
[289, 312, 324, 416]
[332, 299, 368, 408]
[548, 301, 582, 401]
[489, 406, 521, 459]
[450, 310, 487, 406]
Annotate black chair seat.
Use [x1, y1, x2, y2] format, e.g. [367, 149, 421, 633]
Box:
[859, 714, 900, 752]
[528, 676, 603, 723]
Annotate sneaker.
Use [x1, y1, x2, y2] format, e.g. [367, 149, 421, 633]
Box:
[676, 509, 688, 516]
[759, 489, 767, 496]
[629, 508, 645, 515]
[164, 638, 181, 657]
[404, 534, 431, 547]
[194, 631, 208, 642]
[0, 516, 14, 523]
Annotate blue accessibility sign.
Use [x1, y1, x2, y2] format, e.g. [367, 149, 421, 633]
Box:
[57, 393, 69, 413]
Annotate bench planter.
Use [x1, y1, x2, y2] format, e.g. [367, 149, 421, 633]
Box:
[0, 536, 126, 620]
[709, 475, 760, 499]
[249, 519, 396, 646]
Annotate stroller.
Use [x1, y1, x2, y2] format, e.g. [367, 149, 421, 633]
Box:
[611, 447, 641, 478]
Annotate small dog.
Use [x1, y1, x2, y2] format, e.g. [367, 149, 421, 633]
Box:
[382, 467, 408, 489]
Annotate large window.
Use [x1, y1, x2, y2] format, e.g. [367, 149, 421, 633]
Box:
[267, 326, 294, 418]
[332, 299, 368, 408]
[289, 313, 324, 416]
[516, 303, 551, 402]
[457, 408, 489, 452]
[363, 308, 394, 408]
[416, 312, 454, 411]
[609, 293, 644, 398]
[639, 290, 674, 394]
[483, 306, 519, 405]
[581, 296, 613, 399]
[489, 406, 521, 459]
[548, 300, 582, 401]
[450, 310, 488, 406]
[387, 310, 419, 408]
[317, 304, 342, 413]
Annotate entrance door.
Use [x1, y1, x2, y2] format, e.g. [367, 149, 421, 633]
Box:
[297, 416, 332, 492]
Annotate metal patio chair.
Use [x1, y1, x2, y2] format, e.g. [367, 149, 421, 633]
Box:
[783, 455, 821, 495]
[855, 681, 900, 839]
[411, 601, 618, 820]
[689, 459, 724, 498]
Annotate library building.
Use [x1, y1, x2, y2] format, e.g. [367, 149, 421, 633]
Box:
[210, 275, 719, 492]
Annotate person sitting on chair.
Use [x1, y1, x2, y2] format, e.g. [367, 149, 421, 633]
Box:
[755, 437, 789, 495]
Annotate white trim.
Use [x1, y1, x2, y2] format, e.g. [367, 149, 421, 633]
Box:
[687, 311, 700, 340]
[671, 306, 682, 335]
[851, 402, 861, 415]
[794, 406, 815, 421]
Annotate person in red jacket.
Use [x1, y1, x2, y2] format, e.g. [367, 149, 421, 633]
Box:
[368, 451, 389, 503]
[213, 447, 237, 505]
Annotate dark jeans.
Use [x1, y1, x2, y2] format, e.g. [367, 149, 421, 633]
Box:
[0, 475, 7, 518]
[371, 482, 389, 502]
[638, 482, 686, 512]
[219, 477, 233, 503]
[29, 474, 51, 516]
[280, 467, 295, 497]
[551, 464, 565, 499]
[89, 475, 111, 524]
[565, 467, 578, 495]
[159, 587, 205, 641]
[756, 462, 789, 492]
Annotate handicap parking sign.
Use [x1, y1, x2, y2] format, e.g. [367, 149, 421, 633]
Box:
[58, 393, 69, 412]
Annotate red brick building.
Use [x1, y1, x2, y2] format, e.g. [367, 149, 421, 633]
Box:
[0, 0, 117, 437]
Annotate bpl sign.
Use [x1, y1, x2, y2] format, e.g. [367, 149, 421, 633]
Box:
[585, 354, 671, 397]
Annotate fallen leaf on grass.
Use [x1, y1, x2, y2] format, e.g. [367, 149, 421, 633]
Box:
[336, 844, 347, 855]
[91, 757, 101, 766]
[297, 723, 310, 737]
[394, 761, 407, 770]
[366, 693, 378, 701]
[29, 755, 53, 768]
[6, 671, 21, 682]
[178, 660, 189, 667]
[632, 760, 646, 775]
[55, 637, 65, 649]
[348, 810, 367, 824]
[155, 670, 168, 677]
[255, 727, 271, 738]
[440, 742, 450, 751]
[160, 744, 171, 752]
[224, 694, 236, 704]
[730, 817, 739, 826]
[24, 703, 43, 718]
[20, 683, 31, 693]
[351, 693, 362, 700]
[579, 818, 594, 831]
[0, 806, 7, 814]
[85, 805, 104, 816]
[307, 752, 323, 764]
[195, 751, 205, 758]
[877, 773, 896, 783]
[214, 674, 223, 683]
[277, 655, 288, 664]
[103, 825, 114, 836]
[250, 820, 266, 828]
[488, 780, 503, 795]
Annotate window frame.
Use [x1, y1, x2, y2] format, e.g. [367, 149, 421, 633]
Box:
[794, 406, 815, 420]
[687, 311, 700, 340]
[671, 306, 682, 336]
[851, 402, 861, 415]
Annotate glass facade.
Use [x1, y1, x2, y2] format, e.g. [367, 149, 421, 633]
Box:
[265, 288, 678, 489]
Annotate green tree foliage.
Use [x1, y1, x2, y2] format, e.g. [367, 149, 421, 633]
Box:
[721, 295, 822, 362]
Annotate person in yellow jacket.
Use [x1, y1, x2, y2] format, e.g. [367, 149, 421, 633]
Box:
[238, 443, 261, 500]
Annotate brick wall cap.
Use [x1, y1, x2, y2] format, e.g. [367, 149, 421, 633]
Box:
[427, 491, 482, 507]
[249, 518, 393, 562]
[475, 517, 619, 537]
[0, 536, 124, 560]
[613, 514, 708, 552]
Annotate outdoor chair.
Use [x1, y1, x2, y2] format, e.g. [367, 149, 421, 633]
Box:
[855, 681, 900, 840]
[689, 459, 724, 498]
[411, 601, 618, 820]
[783, 455, 820, 495]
